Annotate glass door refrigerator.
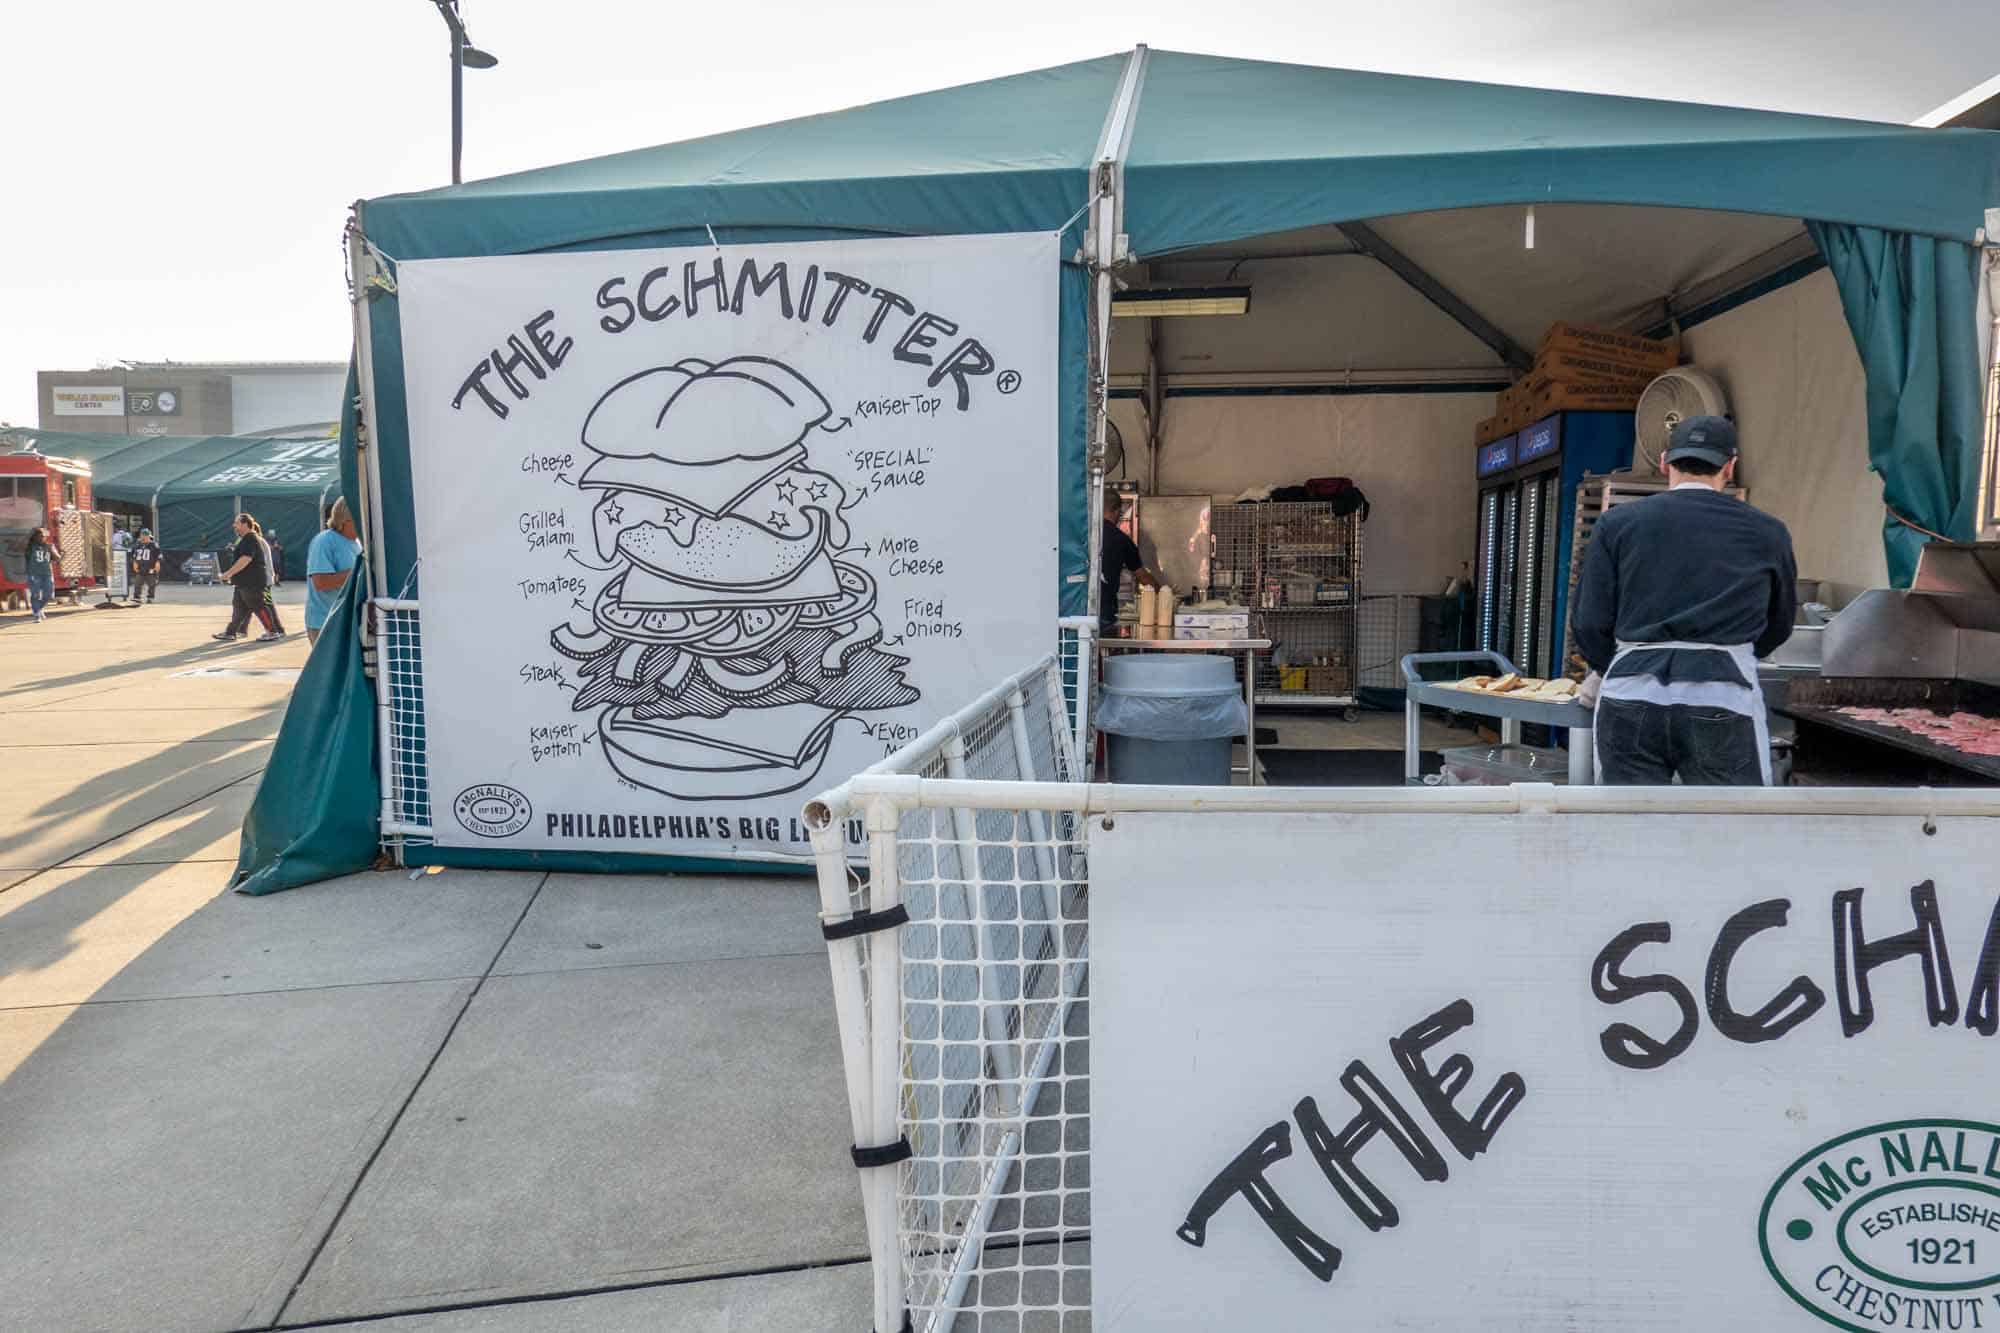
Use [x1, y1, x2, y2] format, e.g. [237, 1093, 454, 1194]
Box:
[1473, 412, 1635, 680]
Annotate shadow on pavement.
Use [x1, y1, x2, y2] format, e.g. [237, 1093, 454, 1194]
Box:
[0, 702, 283, 873]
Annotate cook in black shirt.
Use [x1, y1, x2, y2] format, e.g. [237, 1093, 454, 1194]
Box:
[1099, 493, 1158, 634]
[1571, 417, 1796, 785]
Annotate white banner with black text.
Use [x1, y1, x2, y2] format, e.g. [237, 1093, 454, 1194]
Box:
[397, 233, 1059, 856]
[1092, 809, 2000, 1331]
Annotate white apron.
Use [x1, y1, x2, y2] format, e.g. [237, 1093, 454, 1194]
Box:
[1594, 639, 1771, 786]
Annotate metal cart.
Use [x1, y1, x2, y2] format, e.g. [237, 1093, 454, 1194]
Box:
[1212, 501, 1361, 718]
[1399, 650, 1596, 786]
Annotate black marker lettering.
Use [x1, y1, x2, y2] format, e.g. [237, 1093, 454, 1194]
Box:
[892, 312, 958, 367]
[452, 357, 508, 419]
[1591, 922, 1699, 1070]
[637, 266, 680, 321]
[1388, 999, 1525, 1161]
[1833, 882, 1959, 1037]
[684, 257, 728, 316]
[797, 265, 820, 323]
[1176, 1120, 1340, 1282]
[526, 310, 572, 368]
[596, 277, 637, 333]
[931, 338, 995, 411]
[489, 335, 545, 400]
[1965, 894, 2000, 1036]
[1293, 1059, 1447, 1233]
[731, 259, 793, 318]
[861, 287, 917, 343]
[818, 271, 871, 326]
[1706, 898, 1826, 1043]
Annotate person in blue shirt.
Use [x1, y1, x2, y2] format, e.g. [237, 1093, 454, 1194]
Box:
[305, 497, 362, 645]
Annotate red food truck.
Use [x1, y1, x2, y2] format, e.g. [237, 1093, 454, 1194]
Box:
[0, 453, 111, 608]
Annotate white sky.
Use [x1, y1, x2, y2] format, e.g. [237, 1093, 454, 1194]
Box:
[1, 0, 1992, 427]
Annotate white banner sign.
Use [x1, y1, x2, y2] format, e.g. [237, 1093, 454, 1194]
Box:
[398, 234, 1059, 858]
[1092, 808, 2000, 1331]
[52, 386, 124, 416]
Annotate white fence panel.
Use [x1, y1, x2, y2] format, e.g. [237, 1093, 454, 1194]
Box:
[807, 654, 1088, 1333]
[820, 773, 2000, 1332]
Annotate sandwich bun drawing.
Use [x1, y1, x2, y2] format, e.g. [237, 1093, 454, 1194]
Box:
[553, 357, 918, 801]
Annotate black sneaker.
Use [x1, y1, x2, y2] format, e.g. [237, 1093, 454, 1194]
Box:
[212, 631, 240, 641]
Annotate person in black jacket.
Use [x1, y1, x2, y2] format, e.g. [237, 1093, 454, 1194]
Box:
[1099, 493, 1158, 636]
[1571, 417, 1795, 785]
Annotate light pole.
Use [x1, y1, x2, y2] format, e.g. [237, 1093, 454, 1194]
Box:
[427, 0, 498, 185]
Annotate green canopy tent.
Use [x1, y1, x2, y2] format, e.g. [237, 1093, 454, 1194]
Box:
[1, 428, 341, 574]
[241, 47, 2000, 893]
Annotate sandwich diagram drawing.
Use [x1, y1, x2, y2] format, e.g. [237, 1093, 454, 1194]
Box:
[549, 355, 920, 800]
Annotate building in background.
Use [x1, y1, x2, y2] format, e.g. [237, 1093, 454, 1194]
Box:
[36, 360, 344, 437]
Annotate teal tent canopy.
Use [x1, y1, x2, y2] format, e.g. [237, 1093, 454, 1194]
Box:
[238, 48, 2000, 889]
[353, 47, 2000, 602]
[2, 428, 341, 568]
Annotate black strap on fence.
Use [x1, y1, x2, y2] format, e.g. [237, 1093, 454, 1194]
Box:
[851, 1135, 914, 1170]
[822, 903, 910, 942]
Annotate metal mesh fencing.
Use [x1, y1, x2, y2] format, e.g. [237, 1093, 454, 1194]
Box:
[1357, 593, 1422, 690]
[893, 797, 1091, 1333]
[374, 598, 432, 842]
[806, 653, 1090, 1333]
[1056, 616, 1095, 769]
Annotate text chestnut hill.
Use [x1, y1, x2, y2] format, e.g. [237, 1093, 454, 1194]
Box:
[451, 256, 1005, 422]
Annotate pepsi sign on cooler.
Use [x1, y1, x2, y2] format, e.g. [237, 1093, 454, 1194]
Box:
[1472, 412, 1634, 678]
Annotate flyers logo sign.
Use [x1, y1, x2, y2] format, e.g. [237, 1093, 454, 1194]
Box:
[1761, 1120, 2000, 1331]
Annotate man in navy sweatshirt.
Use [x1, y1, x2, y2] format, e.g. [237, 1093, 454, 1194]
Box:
[1571, 416, 1796, 785]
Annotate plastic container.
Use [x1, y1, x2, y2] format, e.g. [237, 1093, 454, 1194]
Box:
[1095, 653, 1248, 786]
[1438, 742, 1571, 786]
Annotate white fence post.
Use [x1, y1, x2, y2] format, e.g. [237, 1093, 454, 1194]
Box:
[809, 819, 880, 1271]
[864, 794, 908, 1333]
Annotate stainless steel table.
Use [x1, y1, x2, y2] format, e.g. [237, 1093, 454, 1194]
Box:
[1399, 650, 1596, 786]
[1100, 636, 1274, 784]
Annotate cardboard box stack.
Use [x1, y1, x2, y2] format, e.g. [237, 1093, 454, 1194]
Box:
[1474, 322, 1680, 446]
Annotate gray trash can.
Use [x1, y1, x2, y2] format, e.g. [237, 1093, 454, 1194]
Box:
[1096, 653, 1249, 785]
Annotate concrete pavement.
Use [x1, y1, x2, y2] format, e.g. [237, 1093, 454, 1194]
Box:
[0, 585, 869, 1331]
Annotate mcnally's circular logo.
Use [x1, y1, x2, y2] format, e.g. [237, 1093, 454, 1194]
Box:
[1761, 1119, 2000, 1331]
[452, 784, 532, 839]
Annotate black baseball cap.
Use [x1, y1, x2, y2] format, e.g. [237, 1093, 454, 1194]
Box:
[1664, 415, 1737, 468]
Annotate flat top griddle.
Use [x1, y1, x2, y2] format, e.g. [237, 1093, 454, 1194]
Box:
[1774, 676, 2000, 783]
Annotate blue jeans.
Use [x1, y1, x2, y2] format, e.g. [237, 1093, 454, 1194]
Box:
[28, 571, 54, 615]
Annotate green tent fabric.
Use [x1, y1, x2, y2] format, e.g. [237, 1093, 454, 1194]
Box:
[238, 48, 2000, 891]
[349, 49, 2000, 605]
[234, 557, 381, 895]
[1808, 222, 1987, 586]
[359, 54, 1128, 262]
[1, 428, 341, 572]
[1121, 51, 2000, 256]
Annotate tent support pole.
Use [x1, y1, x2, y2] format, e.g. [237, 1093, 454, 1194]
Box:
[1979, 230, 2000, 540]
[1337, 219, 1532, 371]
[1084, 45, 1148, 628]
[347, 212, 392, 602]
[1145, 316, 1163, 493]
